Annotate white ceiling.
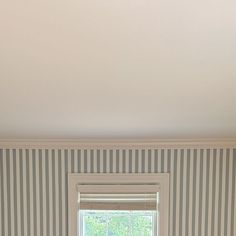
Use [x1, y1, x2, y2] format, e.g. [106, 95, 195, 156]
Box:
[0, 0, 236, 139]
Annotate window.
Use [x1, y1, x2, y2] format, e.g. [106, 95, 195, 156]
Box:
[68, 174, 169, 236]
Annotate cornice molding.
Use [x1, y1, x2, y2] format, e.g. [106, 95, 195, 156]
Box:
[0, 138, 236, 149]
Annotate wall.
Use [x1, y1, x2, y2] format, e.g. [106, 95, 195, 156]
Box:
[0, 147, 235, 236]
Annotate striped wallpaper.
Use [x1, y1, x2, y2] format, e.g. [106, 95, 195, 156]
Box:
[0, 148, 235, 236]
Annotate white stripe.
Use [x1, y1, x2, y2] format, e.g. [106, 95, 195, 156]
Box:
[54, 150, 59, 236]
[16, 149, 21, 236]
[151, 149, 155, 173]
[35, 150, 40, 236]
[48, 150, 53, 236]
[74, 149, 78, 173]
[214, 149, 220, 235]
[157, 149, 162, 172]
[42, 150, 47, 236]
[3, 150, 8, 236]
[22, 149, 28, 236]
[220, 149, 226, 236]
[207, 149, 213, 236]
[188, 149, 194, 236]
[194, 149, 200, 236]
[175, 149, 180, 236]
[61, 150, 66, 236]
[227, 149, 233, 235]
[182, 149, 187, 236]
[29, 149, 34, 236]
[201, 149, 207, 236]
[10, 150, 15, 236]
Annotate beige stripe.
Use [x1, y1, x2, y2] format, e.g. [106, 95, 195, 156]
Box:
[164, 149, 168, 172]
[48, 150, 53, 236]
[214, 149, 220, 235]
[35, 150, 40, 236]
[99, 150, 103, 173]
[201, 149, 207, 236]
[29, 149, 34, 236]
[151, 149, 155, 173]
[220, 149, 226, 236]
[3, 150, 8, 236]
[22, 149, 28, 236]
[145, 149, 148, 173]
[80, 149, 84, 173]
[188, 149, 194, 236]
[112, 150, 116, 173]
[182, 149, 187, 236]
[175, 149, 181, 236]
[131, 149, 135, 173]
[87, 149, 91, 173]
[169, 149, 174, 234]
[68, 149, 72, 173]
[138, 149, 142, 173]
[42, 150, 47, 236]
[3, 149, 9, 235]
[125, 149, 129, 173]
[207, 149, 214, 235]
[157, 149, 162, 172]
[227, 149, 233, 235]
[74, 149, 78, 173]
[16, 149, 21, 236]
[194, 149, 201, 236]
[61, 150, 66, 236]
[105, 150, 109, 173]
[10, 149, 15, 236]
[119, 150, 123, 173]
[55, 150, 59, 236]
[94, 149, 97, 173]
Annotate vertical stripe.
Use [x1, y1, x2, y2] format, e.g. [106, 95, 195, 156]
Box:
[42, 150, 47, 236]
[188, 149, 194, 236]
[178, 149, 184, 236]
[169, 149, 174, 236]
[48, 150, 53, 236]
[3, 149, 9, 236]
[22, 149, 27, 236]
[87, 149, 91, 173]
[61, 150, 66, 236]
[10, 150, 15, 236]
[214, 149, 220, 235]
[210, 149, 216, 236]
[151, 149, 155, 173]
[157, 149, 161, 172]
[29, 149, 34, 235]
[0, 150, 3, 236]
[172, 149, 177, 236]
[231, 149, 236, 236]
[55, 150, 60, 236]
[207, 149, 213, 236]
[16, 149, 21, 236]
[74, 149, 78, 173]
[220, 149, 227, 236]
[228, 149, 234, 236]
[181, 149, 187, 236]
[58, 151, 62, 236]
[175, 150, 180, 236]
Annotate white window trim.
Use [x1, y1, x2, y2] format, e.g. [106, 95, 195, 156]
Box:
[68, 173, 169, 236]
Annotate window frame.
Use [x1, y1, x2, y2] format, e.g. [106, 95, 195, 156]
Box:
[68, 173, 169, 236]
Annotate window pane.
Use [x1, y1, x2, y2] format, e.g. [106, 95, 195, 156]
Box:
[79, 210, 156, 236]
